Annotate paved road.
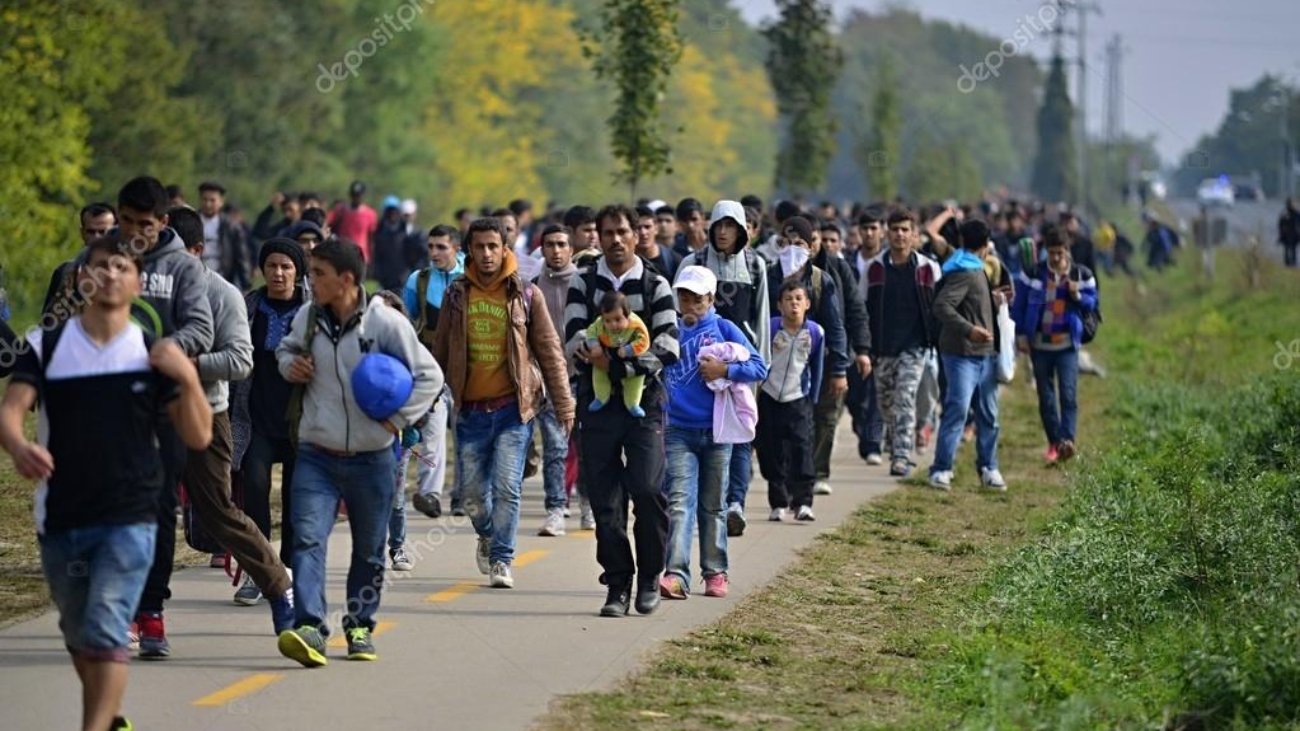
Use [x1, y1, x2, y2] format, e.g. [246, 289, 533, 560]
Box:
[0, 418, 899, 730]
[1166, 198, 1286, 258]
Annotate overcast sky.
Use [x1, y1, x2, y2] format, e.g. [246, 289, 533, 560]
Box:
[734, 0, 1300, 164]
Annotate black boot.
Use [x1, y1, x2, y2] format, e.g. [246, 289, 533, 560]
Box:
[600, 582, 631, 617]
[635, 574, 661, 615]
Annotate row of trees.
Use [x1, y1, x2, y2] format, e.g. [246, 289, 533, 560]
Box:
[4, 0, 1099, 315]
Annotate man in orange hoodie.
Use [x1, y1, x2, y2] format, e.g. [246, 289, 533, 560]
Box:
[431, 217, 575, 589]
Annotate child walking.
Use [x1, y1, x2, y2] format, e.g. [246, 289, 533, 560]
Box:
[757, 280, 825, 522]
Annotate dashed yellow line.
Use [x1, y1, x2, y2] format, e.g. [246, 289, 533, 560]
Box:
[424, 549, 550, 602]
[326, 620, 397, 648]
[192, 673, 283, 707]
[513, 549, 549, 567]
[426, 581, 478, 603]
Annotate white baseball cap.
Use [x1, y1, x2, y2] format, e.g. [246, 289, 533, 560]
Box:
[674, 265, 717, 296]
[400, 198, 418, 215]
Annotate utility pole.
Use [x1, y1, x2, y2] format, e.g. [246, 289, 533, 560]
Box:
[1283, 76, 1294, 199]
[1067, 0, 1102, 212]
[1103, 34, 1133, 205]
[1103, 34, 1123, 146]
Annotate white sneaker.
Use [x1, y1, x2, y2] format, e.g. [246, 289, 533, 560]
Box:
[538, 508, 567, 537]
[866, 453, 883, 466]
[562, 504, 572, 518]
[795, 505, 816, 521]
[579, 497, 596, 530]
[489, 561, 514, 588]
[980, 467, 1008, 492]
[928, 470, 953, 491]
[233, 574, 262, 606]
[813, 480, 833, 495]
[768, 508, 785, 522]
[476, 536, 491, 575]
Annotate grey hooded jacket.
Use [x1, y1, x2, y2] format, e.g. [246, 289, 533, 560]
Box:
[195, 268, 253, 413]
[276, 289, 443, 453]
[686, 200, 771, 362]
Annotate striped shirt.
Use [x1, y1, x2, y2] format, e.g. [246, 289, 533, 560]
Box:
[564, 255, 680, 383]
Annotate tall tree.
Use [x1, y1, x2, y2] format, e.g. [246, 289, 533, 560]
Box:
[1031, 54, 1078, 204]
[764, 0, 842, 197]
[856, 56, 901, 201]
[583, 0, 683, 199]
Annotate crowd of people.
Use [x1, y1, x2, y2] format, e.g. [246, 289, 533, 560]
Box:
[0, 176, 1111, 731]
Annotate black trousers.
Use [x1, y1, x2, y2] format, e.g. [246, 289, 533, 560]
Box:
[848, 369, 883, 459]
[579, 402, 668, 589]
[240, 430, 298, 566]
[139, 424, 187, 614]
[756, 393, 816, 509]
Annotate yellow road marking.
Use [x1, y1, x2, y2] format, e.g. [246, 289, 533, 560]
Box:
[513, 549, 549, 567]
[424, 549, 551, 602]
[192, 673, 283, 707]
[426, 581, 477, 603]
[568, 530, 596, 539]
[326, 620, 397, 648]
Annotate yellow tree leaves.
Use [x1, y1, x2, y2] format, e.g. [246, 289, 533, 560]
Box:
[422, 0, 585, 212]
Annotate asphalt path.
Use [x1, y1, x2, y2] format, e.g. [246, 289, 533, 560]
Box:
[0, 417, 900, 731]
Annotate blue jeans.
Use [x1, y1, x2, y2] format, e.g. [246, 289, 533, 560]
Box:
[724, 441, 752, 508]
[290, 445, 396, 633]
[40, 522, 156, 662]
[389, 446, 409, 551]
[663, 426, 731, 589]
[536, 400, 570, 511]
[1031, 348, 1079, 445]
[457, 403, 533, 564]
[931, 354, 1000, 474]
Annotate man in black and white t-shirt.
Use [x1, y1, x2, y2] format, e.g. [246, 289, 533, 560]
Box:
[0, 236, 212, 731]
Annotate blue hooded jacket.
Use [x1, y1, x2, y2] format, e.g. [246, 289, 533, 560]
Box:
[663, 309, 767, 429]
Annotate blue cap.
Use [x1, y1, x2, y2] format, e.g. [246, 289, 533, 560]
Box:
[383, 195, 402, 211]
[351, 353, 413, 421]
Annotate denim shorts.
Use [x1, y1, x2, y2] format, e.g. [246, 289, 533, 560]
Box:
[39, 522, 157, 662]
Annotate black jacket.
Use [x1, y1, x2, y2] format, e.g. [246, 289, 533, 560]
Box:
[814, 250, 871, 356]
[864, 250, 942, 354]
[202, 214, 250, 289]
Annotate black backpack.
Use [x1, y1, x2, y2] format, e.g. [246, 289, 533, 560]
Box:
[1068, 266, 1101, 344]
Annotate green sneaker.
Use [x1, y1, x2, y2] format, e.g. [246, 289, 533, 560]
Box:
[345, 626, 377, 661]
[277, 626, 328, 668]
[110, 717, 133, 731]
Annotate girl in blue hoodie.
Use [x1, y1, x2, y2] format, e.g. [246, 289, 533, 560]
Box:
[659, 266, 767, 600]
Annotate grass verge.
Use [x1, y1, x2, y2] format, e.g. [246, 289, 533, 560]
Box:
[535, 250, 1300, 730]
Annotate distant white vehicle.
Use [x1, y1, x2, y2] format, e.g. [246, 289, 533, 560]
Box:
[1197, 177, 1235, 208]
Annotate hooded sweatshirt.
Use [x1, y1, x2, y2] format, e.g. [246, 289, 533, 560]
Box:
[194, 267, 253, 413]
[276, 288, 443, 453]
[934, 249, 996, 357]
[534, 262, 579, 378]
[663, 309, 767, 429]
[403, 254, 466, 335]
[463, 250, 519, 402]
[137, 227, 215, 358]
[688, 200, 772, 363]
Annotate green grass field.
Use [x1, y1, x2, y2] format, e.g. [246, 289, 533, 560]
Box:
[536, 248, 1300, 730]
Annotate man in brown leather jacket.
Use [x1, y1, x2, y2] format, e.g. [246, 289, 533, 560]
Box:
[431, 217, 575, 589]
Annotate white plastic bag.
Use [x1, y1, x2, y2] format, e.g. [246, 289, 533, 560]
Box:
[996, 301, 1016, 384]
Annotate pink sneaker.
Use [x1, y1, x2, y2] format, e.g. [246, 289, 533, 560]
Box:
[1045, 444, 1059, 464]
[659, 574, 688, 600]
[703, 574, 729, 598]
